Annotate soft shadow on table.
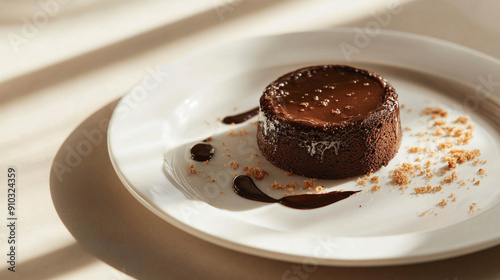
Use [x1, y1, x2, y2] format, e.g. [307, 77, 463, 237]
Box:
[49, 101, 500, 280]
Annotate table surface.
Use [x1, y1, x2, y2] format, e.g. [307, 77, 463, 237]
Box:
[1, 0, 500, 279]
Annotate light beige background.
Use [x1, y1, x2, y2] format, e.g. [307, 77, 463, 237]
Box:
[1, 0, 500, 279]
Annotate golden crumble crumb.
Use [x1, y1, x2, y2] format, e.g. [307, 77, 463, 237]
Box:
[370, 176, 379, 183]
[401, 104, 405, 109]
[371, 185, 381, 191]
[251, 153, 259, 158]
[442, 171, 458, 184]
[204, 137, 213, 142]
[257, 161, 261, 165]
[189, 165, 197, 174]
[222, 141, 226, 146]
[303, 178, 318, 189]
[425, 161, 431, 168]
[469, 203, 477, 213]
[433, 120, 446, 126]
[438, 141, 454, 150]
[211, 179, 217, 183]
[413, 185, 443, 194]
[204, 160, 210, 165]
[230, 161, 239, 170]
[438, 199, 448, 207]
[245, 166, 268, 180]
[404, 127, 411, 131]
[478, 168, 486, 175]
[444, 149, 481, 169]
[455, 116, 469, 124]
[225, 147, 230, 151]
[420, 209, 431, 217]
[474, 180, 481, 185]
[223, 164, 227, 168]
[357, 178, 367, 186]
[285, 172, 293, 176]
[426, 173, 434, 180]
[271, 181, 299, 191]
[458, 180, 466, 186]
[408, 147, 420, 153]
[434, 128, 444, 136]
[226, 154, 231, 158]
[414, 185, 442, 194]
[422, 107, 448, 118]
[315, 186, 325, 193]
[391, 163, 420, 186]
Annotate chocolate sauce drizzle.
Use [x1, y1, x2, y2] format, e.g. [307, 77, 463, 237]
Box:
[233, 175, 360, 209]
[222, 107, 259, 124]
[190, 143, 215, 162]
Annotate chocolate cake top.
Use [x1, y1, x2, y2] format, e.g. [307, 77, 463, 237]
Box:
[263, 65, 396, 127]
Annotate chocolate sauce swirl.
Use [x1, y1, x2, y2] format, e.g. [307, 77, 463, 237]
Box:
[222, 107, 259, 124]
[233, 175, 359, 209]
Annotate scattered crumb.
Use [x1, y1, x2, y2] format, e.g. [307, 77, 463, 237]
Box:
[211, 179, 217, 183]
[204, 160, 210, 165]
[422, 107, 448, 118]
[449, 193, 457, 202]
[227, 130, 249, 137]
[438, 199, 448, 207]
[303, 178, 318, 190]
[204, 137, 213, 142]
[478, 168, 486, 175]
[370, 176, 379, 183]
[442, 171, 458, 184]
[251, 153, 259, 158]
[469, 203, 477, 213]
[189, 165, 197, 174]
[474, 180, 481, 186]
[438, 141, 454, 150]
[357, 178, 367, 186]
[455, 116, 470, 124]
[245, 166, 268, 180]
[315, 186, 325, 193]
[251, 121, 258, 125]
[414, 185, 442, 194]
[230, 161, 239, 170]
[285, 172, 293, 176]
[419, 209, 431, 217]
[391, 163, 420, 186]
[433, 120, 447, 126]
[271, 181, 298, 191]
[401, 104, 405, 109]
[371, 185, 381, 192]
[444, 149, 481, 169]
[408, 147, 421, 153]
[404, 127, 411, 131]
[222, 141, 226, 146]
[458, 180, 466, 186]
[225, 154, 231, 158]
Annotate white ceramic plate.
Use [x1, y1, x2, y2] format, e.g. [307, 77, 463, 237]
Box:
[108, 30, 500, 266]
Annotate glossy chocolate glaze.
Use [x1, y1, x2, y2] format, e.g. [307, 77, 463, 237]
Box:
[222, 107, 259, 124]
[233, 175, 360, 209]
[190, 143, 215, 162]
[272, 66, 385, 125]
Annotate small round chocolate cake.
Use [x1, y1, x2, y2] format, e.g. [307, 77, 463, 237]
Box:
[257, 65, 401, 179]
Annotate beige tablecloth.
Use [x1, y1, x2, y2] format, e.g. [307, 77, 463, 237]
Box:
[1, 0, 500, 279]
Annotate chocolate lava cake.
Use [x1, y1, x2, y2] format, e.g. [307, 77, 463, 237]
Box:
[257, 65, 401, 179]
